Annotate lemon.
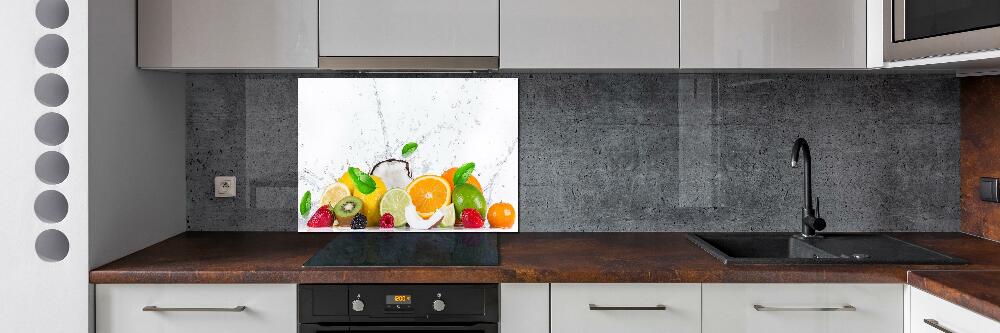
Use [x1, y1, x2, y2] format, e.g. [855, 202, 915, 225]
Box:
[379, 188, 411, 228]
[319, 182, 351, 208]
[338, 171, 356, 193]
[353, 175, 386, 226]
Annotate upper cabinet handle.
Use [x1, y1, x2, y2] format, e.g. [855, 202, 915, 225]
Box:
[753, 304, 856, 312]
[923, 319, 956, 333]
[589, 304, 667, 311]
[142, 306, 247, 312]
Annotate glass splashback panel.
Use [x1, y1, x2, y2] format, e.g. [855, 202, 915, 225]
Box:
[297, 78, 519, 232]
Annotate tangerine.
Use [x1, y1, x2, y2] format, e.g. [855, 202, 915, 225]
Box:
[487, 202, 516, 228]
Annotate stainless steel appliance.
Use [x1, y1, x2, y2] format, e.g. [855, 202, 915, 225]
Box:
[298, 284, 498, 332]
[885, 0, 1000, 61]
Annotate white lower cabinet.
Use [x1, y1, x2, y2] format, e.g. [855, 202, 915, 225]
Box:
[702, 283, 904, 333]
[910, 287, 1000, 333]
[96, 284, 297, 333]
[500, 283, 549, 333]
[551, 283, 701, 333]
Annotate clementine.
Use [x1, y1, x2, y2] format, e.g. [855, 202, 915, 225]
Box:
[487, 202, 516, 228]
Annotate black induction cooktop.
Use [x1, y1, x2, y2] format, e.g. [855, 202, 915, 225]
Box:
[303, 233, 499, 267]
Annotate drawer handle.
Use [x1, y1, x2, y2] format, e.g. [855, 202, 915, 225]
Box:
[923, 319, 955, 333]
[588, 304, 667, 311]
[753, 304, 856, 312]
[142, 306, 247, 312]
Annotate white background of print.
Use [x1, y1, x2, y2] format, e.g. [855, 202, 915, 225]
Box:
[298, 78, 518, 232]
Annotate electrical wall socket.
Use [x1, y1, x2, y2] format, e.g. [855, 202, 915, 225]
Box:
[215, 176, 236, 198]
[980, 177, 999, 203]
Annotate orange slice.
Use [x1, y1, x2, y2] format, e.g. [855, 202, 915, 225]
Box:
[405, 175, 452, 218]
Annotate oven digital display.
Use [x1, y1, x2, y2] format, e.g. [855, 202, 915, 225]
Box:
[386, 295, 412, 305]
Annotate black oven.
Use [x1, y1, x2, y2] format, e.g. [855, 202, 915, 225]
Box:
[298, 284, 498, 333]
[885, 0, 1000, 61]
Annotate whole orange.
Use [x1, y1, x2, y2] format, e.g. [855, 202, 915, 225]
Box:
[487, 202, 516, 228]
[441, 167, 483, 192]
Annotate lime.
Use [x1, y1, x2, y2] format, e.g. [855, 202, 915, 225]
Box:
[452, 183, 487, 220]
[379, 188, 410, 228]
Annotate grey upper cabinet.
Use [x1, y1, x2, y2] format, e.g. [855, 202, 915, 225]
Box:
[138, 0, 318, 69]
[680, 0, 868, 69]
[501, 0, 680, 69]
[319, 0, 500, 57]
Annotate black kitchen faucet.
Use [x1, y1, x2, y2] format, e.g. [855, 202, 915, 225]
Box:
[791, 138, 826, 238]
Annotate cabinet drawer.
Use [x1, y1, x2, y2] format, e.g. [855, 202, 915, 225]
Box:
[96, 284, 296, 333]
[551, 283, 701, 333]
[703, 283, 903, 333]
[910, 287, 1000, 333]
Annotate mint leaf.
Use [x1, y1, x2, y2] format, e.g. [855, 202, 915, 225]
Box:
[401, 142, 418, 158]
[348, 167, 377, 194]
[453, 162, 475, 186]
[299, 191, 311, 217]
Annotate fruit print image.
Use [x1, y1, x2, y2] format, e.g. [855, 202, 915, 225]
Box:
[298, 78, 518, 232]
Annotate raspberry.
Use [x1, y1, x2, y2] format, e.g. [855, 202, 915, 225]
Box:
[350, 214, 367, 229]
[379, 213, 395, 229]
[460, 209, 484, 228]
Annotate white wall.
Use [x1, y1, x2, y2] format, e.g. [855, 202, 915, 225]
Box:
[88, 0, 186, 269]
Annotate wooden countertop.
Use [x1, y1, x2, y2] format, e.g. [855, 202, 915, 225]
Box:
[91, 232, 1000, 284]
[89, 232, 1000, 321]
[908, 270, 1000, 323]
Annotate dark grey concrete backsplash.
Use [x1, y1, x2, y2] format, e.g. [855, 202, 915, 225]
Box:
[186, 73, 960, 232]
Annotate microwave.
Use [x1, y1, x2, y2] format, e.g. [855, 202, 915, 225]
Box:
[884, 0, 1000, 62]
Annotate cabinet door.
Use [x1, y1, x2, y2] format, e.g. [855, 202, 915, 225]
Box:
[500, 284, 548, 333]
[501, 0, 679, 69]
[680, 0, 867, 68]
[138, 0, 318, 68]
[910, 287, 1000, 333]
[551, 283, 701, 333]
[96, 284, 297, 333]
[319, 0, 499, 57]
[702, 283, 903, 333]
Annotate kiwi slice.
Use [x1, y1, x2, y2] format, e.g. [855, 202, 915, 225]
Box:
[332, 196, 363, 226]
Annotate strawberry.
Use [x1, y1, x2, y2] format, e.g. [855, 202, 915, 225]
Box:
[379, 213, 395, 229]
[460, 209, 485, 228]
[306, 205, 333, 228]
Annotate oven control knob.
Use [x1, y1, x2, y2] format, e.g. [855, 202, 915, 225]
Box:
[351, 299, 365, 312]
[432, 299, 446, 312]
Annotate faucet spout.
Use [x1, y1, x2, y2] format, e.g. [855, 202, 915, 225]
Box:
[791, 138, 825, 237]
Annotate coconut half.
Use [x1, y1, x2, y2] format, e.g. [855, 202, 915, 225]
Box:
[371, 159, 413, 189]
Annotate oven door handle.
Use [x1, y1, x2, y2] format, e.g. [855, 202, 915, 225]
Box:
[298, 325, 349, 333]
[347, 323, 497, 331]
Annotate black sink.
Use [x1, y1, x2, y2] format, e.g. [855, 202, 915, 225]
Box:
[687, 233, 966, 265]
